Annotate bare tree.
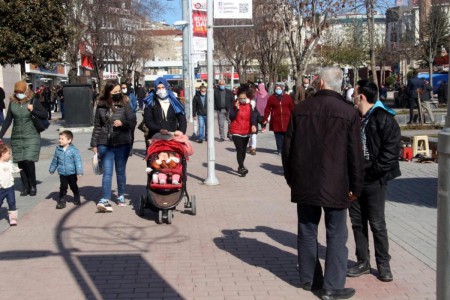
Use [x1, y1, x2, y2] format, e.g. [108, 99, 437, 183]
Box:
[214, 20, 254, 83]
[418, 4, 450, 88]
[275, 0, 353, 98]
[250, 0, 287, 85]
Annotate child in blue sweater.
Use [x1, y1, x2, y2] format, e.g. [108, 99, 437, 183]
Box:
[49, 130, 83, 209]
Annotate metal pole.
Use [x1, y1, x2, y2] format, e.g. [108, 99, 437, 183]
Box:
[182, 0, 191, 121]
[436, 41, 450, 300]
[204, 0, 219, 185]
[187, 0, 193, 123]
[230, 65, 234, 91]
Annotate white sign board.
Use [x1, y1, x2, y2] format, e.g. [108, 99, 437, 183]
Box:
[214, 0, 252, 19]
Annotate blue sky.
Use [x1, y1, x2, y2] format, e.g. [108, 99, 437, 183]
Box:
[158, 1, 182, 25]
[157, 0, 397, 25]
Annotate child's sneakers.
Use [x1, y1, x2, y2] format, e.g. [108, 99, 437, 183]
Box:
[97, 199, 113, 212]
[8, 210, 18, 226]
[56, 193, 66, 209]
[73, 194, 81, 206]
[117, 195, 126, 207]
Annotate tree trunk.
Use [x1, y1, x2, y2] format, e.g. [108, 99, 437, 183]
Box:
[20, 61, 26, 80]
[366, 0, 378, 87]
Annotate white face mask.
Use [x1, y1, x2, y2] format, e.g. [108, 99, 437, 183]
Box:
[200, 92, 206, 96]
[303, 84, 309, 88]
[156, 89, 167, 98]
[16, 93, 26, 100]
[239, 98, 247, 104]
[121, 88, 127, 94]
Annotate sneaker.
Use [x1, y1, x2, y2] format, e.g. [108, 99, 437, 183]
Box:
[218, 138, 225, 142]
[197, 139, 203, 143]
[56, 200, 66, 209]
[347, 260, 370, 277]
[238, 167, 249, 177]
[73, 194, 81, 206]
[97, 199, 113, 212]
[8, 210, 18, 226]
[117, 195, 127, 207]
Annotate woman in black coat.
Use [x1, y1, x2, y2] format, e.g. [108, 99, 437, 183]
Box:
[143, 77, 187, 141]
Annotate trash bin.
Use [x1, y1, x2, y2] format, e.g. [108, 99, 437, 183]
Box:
[63, 84, 93, 127]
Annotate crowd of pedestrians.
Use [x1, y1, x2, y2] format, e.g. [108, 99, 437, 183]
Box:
[0, 67, 440, 299]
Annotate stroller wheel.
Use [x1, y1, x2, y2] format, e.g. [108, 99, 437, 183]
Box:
[138, 195, 145, 216]
[191, 195, 197, 216]
[167, 210, 173, 224]
[157, 210, 163, 224]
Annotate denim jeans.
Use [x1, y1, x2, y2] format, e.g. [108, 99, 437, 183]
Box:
[197, 115, 207, 140]
[349, 181, 390, 265]
[0, 109, 4, 126]
[274, 132, 285, 154]
[0, 186, 17, 211]
[98, 144, 131, 200]
[297, 204, 348, 290]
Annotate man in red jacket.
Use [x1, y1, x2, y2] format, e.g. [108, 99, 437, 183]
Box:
[282, 67, 364, 300]
[262, 84, 294, 155]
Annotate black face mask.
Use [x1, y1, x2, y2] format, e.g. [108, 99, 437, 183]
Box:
[111, 93, 122, 102]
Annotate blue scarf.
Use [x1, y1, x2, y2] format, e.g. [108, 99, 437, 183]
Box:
[143, 77, 185, 115]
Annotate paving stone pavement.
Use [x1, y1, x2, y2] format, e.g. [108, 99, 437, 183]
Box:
[0, 112, 438, 299]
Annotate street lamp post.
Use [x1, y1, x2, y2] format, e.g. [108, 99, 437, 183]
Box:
[437, 42, 450, 300]
[204, 0, 219, 185]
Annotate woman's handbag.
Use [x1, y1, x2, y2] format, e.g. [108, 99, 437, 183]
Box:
[92, 153, 103, 175]
[31, 114, 50, 133]
[31, 98, 50, 133]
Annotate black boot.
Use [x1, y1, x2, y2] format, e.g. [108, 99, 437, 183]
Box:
[19, 170, 30, 196]
[73, 194, 81, 206]
[29, 186, 37, 196]
[56, 192, 66, 209]
[377, 262, 393, 282]
[347, 260, 370, 277]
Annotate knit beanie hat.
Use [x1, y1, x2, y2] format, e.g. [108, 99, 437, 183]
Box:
[14, 81, 28, 93]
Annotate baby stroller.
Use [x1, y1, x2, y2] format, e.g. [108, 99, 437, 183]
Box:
[136, 138, 196, 224]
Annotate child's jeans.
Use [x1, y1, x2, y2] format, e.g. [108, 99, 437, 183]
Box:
[0, 186, 17, 211]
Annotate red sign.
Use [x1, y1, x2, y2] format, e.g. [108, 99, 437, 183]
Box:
[192, 10, 207, 38]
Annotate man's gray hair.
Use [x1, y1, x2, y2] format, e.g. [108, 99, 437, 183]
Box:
[318, 67, 343, 93]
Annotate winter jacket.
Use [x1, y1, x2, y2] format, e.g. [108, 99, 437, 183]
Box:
[90, 100, 137, 148]
[49, 144, 83, 176]
[192, 92, 207, 117]
[229, 100, 257, 136]
[282, 89, 364, 209]
[263, 94, 294, 133]
[143, 98, 187, 139]
[214, 88, 234, 111]
[0, 95, 47, 163]
[406, 76, 424, 99]
[362, 101, 401, 184]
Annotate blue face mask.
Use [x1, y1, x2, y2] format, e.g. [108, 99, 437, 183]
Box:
[219, 85, 225, 90]
[275, 89, 283, 95]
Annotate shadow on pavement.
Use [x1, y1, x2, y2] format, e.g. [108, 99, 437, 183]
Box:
[213, 228, 301, 288]
[78, 254, 180, 299]
[259, 163, 284, 176]
[202, 162, 236, 175]
[387, 177, 437, 208]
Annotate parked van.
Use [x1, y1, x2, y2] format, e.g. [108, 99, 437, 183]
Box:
[194, 79, 207, 89]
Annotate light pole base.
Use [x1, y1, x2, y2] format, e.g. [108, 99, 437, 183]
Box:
[204, 176, 219, 186]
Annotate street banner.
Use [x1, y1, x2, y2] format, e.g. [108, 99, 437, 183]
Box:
[192, 0, 207, 52]
[213, 0, 252, 19]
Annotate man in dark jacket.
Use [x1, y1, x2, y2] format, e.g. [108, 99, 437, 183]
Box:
[419, 80, 435, 123]
[406, 69, 424, 124]
[193, 85, 207, 143]
[437, 81, 448, 104]
[137, 84, 147, 111]
[213, 79, 234, 141]
[282, 67, 363, 300]
[347, 80, 401, 283]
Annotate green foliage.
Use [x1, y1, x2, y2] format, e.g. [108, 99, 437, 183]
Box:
[385, 76, 395, 87]
[0, 1, 69, 70]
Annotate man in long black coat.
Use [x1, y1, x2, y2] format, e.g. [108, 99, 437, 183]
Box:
[282, 66, 364, 300]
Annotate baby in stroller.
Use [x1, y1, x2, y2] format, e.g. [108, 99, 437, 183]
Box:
[146, 151, 181, 185]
